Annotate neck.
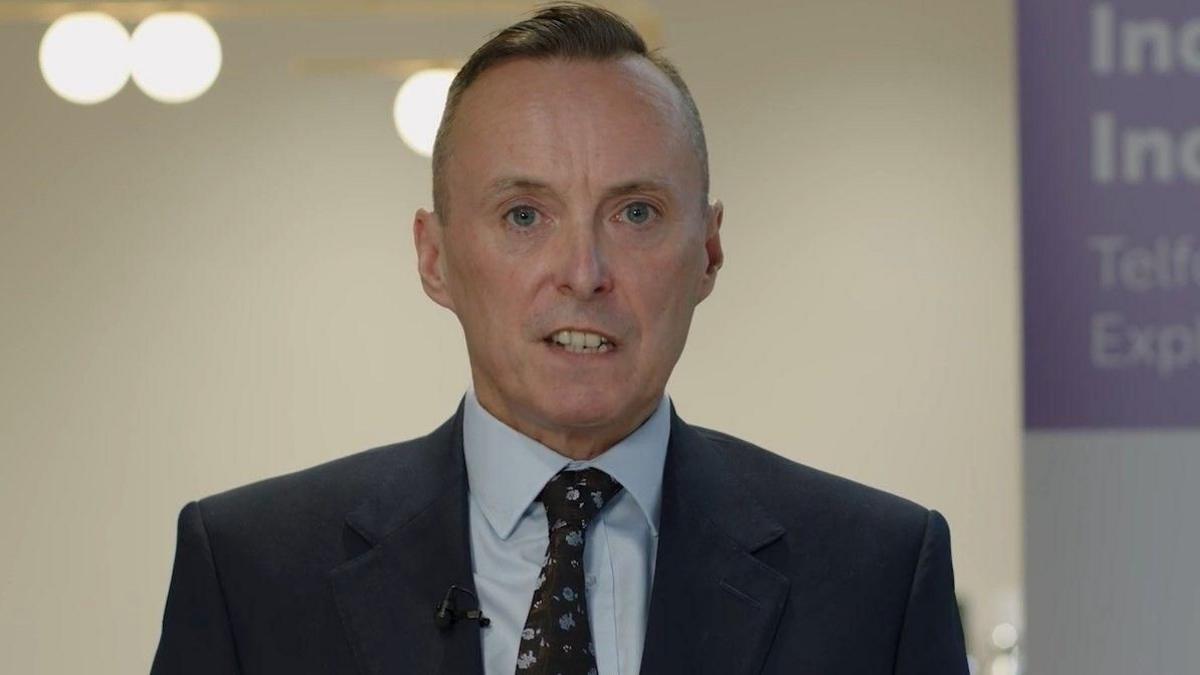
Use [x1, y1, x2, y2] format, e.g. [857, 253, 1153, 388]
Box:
[472, 387, 661, 461]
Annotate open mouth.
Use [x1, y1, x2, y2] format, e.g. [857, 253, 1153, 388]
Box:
[543, 329, 616, 354]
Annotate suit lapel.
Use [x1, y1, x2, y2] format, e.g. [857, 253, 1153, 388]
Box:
[329, 400, 484, 675]
[640, 406, 792, 675]
[326, 399, 791, 675]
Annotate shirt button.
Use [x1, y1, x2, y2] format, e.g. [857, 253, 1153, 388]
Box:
[585, 574, 597, 588]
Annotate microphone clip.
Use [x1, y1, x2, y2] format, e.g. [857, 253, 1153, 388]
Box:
[434, 585, 491, 631]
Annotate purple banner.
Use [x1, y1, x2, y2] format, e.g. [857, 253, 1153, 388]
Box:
[1021, 0, 1200, 428]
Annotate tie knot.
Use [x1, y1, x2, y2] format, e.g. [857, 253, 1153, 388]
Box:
[539, 468, 623, 528]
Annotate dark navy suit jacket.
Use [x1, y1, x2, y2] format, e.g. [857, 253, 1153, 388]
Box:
[151, 399, 969, 674]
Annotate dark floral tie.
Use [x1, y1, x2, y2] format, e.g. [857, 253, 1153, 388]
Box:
[514, 468, 623, 674]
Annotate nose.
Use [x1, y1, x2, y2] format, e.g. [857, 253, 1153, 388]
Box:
[553, 221, 613, 299]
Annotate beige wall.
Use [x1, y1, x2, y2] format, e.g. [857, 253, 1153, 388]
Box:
[0, 1, 1018, 671]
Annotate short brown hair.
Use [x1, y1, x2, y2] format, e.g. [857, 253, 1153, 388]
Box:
[430, 1, 709, 221]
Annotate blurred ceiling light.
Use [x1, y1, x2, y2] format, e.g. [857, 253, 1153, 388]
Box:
[39, 12, 130, 105]
[393, 68, 456, 157]
[130, 12, 221, 104]
[990, 622, 1019, 651]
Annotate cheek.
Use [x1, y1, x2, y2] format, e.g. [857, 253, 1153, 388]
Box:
[448, 238, 533, 338]
[627, 248, 704, 345]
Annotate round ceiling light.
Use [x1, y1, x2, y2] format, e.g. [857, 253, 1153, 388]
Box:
[39, 12, 131, 105]
[393, 68, 457, 157]
[130, 12, 222, 104]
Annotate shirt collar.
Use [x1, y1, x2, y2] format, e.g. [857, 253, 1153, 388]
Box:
[462, 386, 671, 540]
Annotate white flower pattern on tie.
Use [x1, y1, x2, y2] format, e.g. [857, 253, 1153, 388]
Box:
[516, 651, 537, 669]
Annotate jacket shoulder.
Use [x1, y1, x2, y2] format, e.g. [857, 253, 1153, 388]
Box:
[198, 439, 411, 522]
[189, 423, 449, 566]
[692, 425, 933, 544]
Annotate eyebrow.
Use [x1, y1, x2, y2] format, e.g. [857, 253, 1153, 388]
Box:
[483, 175, 674, 204]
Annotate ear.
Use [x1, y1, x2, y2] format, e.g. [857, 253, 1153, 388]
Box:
[696, 199, 724, 304]
[413, 208, 456, 311]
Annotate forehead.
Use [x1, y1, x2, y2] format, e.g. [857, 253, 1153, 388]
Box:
[444, 55, 699, 203]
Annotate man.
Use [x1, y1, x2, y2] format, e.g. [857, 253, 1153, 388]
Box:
[151, 3, 968, 674]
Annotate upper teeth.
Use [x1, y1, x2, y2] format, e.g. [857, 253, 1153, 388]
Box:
[550, 330, 610, 349]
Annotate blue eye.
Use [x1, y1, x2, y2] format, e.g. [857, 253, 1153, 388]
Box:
[622, 201, 657, 225]
[505, 205, 540, 229]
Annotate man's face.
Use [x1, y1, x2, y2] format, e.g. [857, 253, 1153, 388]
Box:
[414, 55, 723, 453]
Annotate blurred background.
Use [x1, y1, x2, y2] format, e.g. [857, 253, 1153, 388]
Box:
[1, 1, 1021, 673]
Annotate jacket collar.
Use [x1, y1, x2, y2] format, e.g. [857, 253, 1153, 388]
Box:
[329, 398, 790, 675]
[341, 398, 468, 547]
[638, 402, 791, 675]
[330, 397, 485, 675]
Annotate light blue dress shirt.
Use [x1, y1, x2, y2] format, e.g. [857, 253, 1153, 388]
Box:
[462, 387, 671, 675]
